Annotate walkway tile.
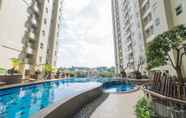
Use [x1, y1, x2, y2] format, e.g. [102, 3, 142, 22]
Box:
[90, 90, 143, 118]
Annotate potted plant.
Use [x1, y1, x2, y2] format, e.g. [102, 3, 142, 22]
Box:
[43, 64, 56, 79]
[8, 58, 22, 75]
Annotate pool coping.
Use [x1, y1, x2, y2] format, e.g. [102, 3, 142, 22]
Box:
[103, 85, 140, 94]
[31, 84, 103, 118]
[0, 78, 65, 90]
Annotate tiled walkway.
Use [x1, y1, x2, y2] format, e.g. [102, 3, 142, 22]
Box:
[74, 90, 143, 118]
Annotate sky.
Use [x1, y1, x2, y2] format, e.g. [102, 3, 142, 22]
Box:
[57, 0, 115, 68]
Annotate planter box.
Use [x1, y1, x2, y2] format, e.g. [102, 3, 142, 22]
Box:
[0, 75, 22, 85]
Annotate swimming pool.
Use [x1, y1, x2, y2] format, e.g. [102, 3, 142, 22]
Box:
[0, 79, 101, 118]
[103, 81, 136, 93]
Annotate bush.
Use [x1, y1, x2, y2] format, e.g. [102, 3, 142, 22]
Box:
[0, 67, 6, 75]
[135, 97, 153, 118]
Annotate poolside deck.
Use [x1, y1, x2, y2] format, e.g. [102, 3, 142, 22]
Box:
[74, 90, 143, 118]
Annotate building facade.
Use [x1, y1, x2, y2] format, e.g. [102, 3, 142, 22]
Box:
[120, 0, 146, 73]
[169, 0, 186, 77]
[47, 0, 63, 67]
[112, 0, 186, 76]
[0, 0, 63, 74]
[111, 0, 124, 74]
[138, 0, 172, 44]
[0, 0, 30, 69]
[112, 0, 146, 74]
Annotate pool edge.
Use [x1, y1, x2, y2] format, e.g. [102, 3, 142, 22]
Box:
[31, 84, 103, 118]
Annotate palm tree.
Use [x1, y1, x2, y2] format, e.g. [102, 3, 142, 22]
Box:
[43, 64, 56, 79]
[9, 58, 22, 74]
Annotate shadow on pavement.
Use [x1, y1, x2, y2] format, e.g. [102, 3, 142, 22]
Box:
[73, 93, 109, 118]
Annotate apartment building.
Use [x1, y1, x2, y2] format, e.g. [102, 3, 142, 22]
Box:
[111, 0, 124, 74]
[170, 0, 186, 26]
[0, 0, 31, 69]
[112, 0, 146, 74]
[138, 0, 186, 76]
[170, 0, 186, 77]
[47, 0, 63, 67]
[112, 0, 186, 76]
[0, 0, 63, 74]
[138, 0, 172, 44]
[120, 0, 146, 73]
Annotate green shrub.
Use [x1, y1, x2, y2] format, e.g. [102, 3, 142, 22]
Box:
[135, 97, 153, 118]
[0, 67, 6, 75]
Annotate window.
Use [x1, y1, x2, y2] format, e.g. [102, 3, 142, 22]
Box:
[55, 51, 57, 56]
[47, 49, 50, 54]
[176, 4, 183, 16]
[46, 8, 48, 13]
[39, 56, 42, 63]
[42, 30, 45, 36]
[155, 18, 160, 26]
[44, 18, 47, 24]
[152, 2, 158, 12]
[40, 43, 44, 49]
[0, 0, 2, 10]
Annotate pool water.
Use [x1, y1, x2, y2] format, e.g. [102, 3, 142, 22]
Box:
[103, 81, 135, 93]
[0, 79, 100, 118]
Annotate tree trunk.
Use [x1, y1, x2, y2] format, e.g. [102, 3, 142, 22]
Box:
[176, 66, 184, 83]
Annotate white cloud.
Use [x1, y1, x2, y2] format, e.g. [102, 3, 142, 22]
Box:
[57, 0, 114, 67]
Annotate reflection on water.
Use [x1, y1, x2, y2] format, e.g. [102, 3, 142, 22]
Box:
[0, 80, 100, 118]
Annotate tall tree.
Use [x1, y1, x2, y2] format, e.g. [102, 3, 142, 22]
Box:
[146, 25, 186, 82]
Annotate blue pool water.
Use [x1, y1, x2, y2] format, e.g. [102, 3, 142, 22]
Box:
[0, 79, 100, 118]
[103, 81, 135, 93]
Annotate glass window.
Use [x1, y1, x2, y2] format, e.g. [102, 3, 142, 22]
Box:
[46, 8, 48, 13]
[55, 51, 57, 56]
[40, 43, 44, 49]
[176, 4, 183, 16]
[39, 56, 42, 63]
[42, 30, 45, 36]
[0, 0, 2, 10]
[44, 18, 47, 24]
[155, 18, 160, 26]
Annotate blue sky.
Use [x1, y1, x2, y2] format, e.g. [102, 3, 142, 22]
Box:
[57, 0, 114, 68]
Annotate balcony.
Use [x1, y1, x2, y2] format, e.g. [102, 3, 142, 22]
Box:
[25, 15, 39, 29]
[127, 40, 132, 46]
[127, 48, 133, 54]
[32, 2, 40, 15]
[142, 8, 151, 19]
[141, 0, 149, 8]
[24, 58, 33, 64]
[28, 31, 36, 40]
[125, 31, 131, 39]
[27, 1, 40, 16]
[146, 34, 155, 43]
[26, 47, 33, 55]
[144, 20, 153, 31]
[31, 16, 38, 28]
[129, 58, 134, 63]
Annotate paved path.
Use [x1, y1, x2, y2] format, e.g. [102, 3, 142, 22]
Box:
[74, 90, 143, 118]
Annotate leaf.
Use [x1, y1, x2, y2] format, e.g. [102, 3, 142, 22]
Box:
[146, 24, 186, 69]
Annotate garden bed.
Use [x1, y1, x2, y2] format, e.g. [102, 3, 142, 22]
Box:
[0, 74, 22, 85]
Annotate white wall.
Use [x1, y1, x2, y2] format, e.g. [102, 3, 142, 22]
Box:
[0, 0, 28, 69]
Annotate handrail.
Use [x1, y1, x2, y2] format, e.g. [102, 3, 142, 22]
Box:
[142, 87, 186, 105]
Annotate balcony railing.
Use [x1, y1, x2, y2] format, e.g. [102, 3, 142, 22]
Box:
[26, 45, 33, 54]
[28, 31, 36, 40]
[27, 0, 40, 16]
